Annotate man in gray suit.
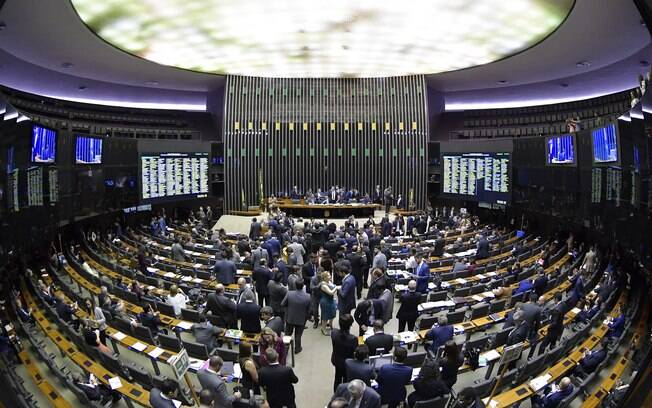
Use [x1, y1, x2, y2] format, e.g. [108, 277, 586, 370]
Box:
[331, 379, 381, 408]
[213, 249, 237, 285]
[192, 315, 224, 351]
[268, 271, 288, 320]
[281, 279, 311, 353]
[251, 241, 269, 269]
[149, 379, 181, 408]
[288, 237, 306, 265]
[197, 356, 241, 408]
[520, 292, 543, 341]
[237, 278, 256, 305]
[171, 238, 187, 262]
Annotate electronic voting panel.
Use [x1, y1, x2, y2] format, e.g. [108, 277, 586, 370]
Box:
[140, 152, 209, 202]
[442, 152, 511, 205]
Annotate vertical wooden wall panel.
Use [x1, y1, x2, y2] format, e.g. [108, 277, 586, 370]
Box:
[223, 75, 428, 211]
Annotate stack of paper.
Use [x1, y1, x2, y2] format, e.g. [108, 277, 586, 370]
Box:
[164, 272, 176, 278]
[131, 342, 147, 352]
[111, 332, 127, 341]
[176, 321, 194, 330]
[108, 377, 123, 390]
[529, 374, 552, 392]
[456, 278, 468, 284]
[148, 347, 165, 358]
[481, 349, 501, 362]
[146, 267, 158, 274]
[471, 295, 484, 302]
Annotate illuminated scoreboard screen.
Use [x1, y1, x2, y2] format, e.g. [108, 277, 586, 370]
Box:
[140, 152, 209, 202]
[442, 152, 511, 204]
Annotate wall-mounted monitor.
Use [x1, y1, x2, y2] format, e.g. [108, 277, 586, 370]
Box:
[30, 125, 57, 164]
[634, 145, 640, 173]
[75, 135, 103, 164]
[441, 152, 511, 205]
[592, 123, 618, 164]
[545, 134, 575, 165]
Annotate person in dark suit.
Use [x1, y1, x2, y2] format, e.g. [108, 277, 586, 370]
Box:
[538, 307, 564, 356]
[55, 294, 79, 329]
[364, 319, 394, 356]
[456, 387, 486, 408]
[376, 347, 413, 408]
[213, 252, 237, 286]
[249, 218, 262, 240]
[396, 280, 420, 332]
[607, 310, 625, 339]
[331, 314, 358, 391]
[347, 247, 366, 298]
[413, 253, 430, 294]
[197, 356, 242, 407]
[258, 349, 299, 408]
[425, 316, 453, 355]
[149, 379, 180, 408]
[440, 340, 464, 389]
[533, 269, 548, 297]
[507, 311, 529, 346]
[531, 377, 574, 408]
[337, 266, 357, 315]
[279, 280, 309, 349]
[345, 345, 375, 385]
[324, 235, 343, 260]
[237, 294, 261, 334]
[475, 236, 490, 260]
[574, 339, 608, 378]
[354, 299, 384, 336]
[332, 379, 381, 408]
[253, 260, 273, 306]
[261, 306, 283, 336]
[192, 315, 224, 351]
[206, 284, 237, 329]
[366, 268, 387, 300]
[302, 255, 320, 291]
[407, 359, 449, 407]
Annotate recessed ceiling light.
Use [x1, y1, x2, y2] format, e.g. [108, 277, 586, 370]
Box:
[61, 62, 74, 69]
[560, 83, 569, 87]
[496, 80, 509, 84]
[640, 60, 649, 67]
[576, 61, 591, 68]
[144, 80, 159, 86]
[0, 22, 6, 31]
[78, 85, 88, 91]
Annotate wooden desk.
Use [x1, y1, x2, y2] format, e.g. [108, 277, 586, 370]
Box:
[17, 351, 73, 408]
[23, 290, 151, 407]
[277, 201, 380, 218]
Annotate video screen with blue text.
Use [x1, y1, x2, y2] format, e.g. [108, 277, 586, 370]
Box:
[75, 135, 103, 164]
[546, 134, 575, 165]
[592, 123, 618, 164]
[30, 125, 57, 163]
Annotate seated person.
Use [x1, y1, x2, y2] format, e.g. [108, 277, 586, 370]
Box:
[137, 303, 165, 334]
[607, 309, 625, 339]
[345, 345, 375, 385]
[72, 373, 121, 404]
[14, 298, 34, 324]
[55, 294, 80, 330]
[531, 377, 574, 408]
[574, 339, 609, 378]
[424, 316, 453, 356]
[456, 387, 485, 408]
[364, 319, 394, 356]
[407, 359, 449, 407]
[81, 320, 112, 355]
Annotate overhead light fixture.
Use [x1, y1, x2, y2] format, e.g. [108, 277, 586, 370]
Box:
[70, 0, 573, 78]
[78, 85, 88, 91]
[496, 80, 509, 84]
[576, 61, 591, 68]
[144, 80, 160, 86]
[61, 62, 74, 69]
[560, 83, 569, 87]
[640, 60, 649, 67]
[0, 22, 6, 31]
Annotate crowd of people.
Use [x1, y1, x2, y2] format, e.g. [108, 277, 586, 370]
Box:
[7, 202, 636, 408]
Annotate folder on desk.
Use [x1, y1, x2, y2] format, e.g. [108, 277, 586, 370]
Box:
[488, 313, 503, 322]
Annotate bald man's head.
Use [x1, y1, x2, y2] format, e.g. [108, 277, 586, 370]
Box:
[215, 283, 225, 294]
